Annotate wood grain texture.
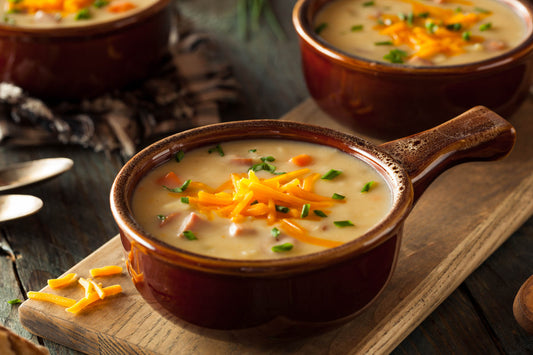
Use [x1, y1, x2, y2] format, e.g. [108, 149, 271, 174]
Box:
[18, 98, 533, 354]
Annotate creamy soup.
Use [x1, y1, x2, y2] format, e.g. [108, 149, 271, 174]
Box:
[0, 0, 157, 28]
[314, 0, 528, 66]
[132, 139, 392, 260]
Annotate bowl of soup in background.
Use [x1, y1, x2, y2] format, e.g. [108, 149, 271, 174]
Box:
[0, 0, 172, 100]
[110, 106, 515, 333]
[293, 0, 533, 140]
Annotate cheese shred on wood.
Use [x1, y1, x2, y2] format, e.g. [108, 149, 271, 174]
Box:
[27, 265, 123, 314]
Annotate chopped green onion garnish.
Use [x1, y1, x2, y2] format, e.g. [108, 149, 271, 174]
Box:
[399, 13, 414, 26]
[250, 162, 278, 174]
[208, 144, 225, 156]
[425, 21, 437, 34]
[332, 193, 345, 200]
[157, 214, 167, 221]
[418, 12, 429, 18]
[163, 179, 191, 193]
[276, 205, 290, 213]
[462, 31, 471, 41]
[314, 210, 328, 218]
[446, 23, 462, 31]
[479, 22, 492, 31]
[384, 49, 408, 64]
[375, 41, 393, 46]
[175, 150, 185, 162]
[363, 1, 374, 6]
[271, 227, 281, 239]
[7, 298, 21, 305]
[182, 230, 197, 240]
[75, 8, 91, 20]
[351, 25, 364, 32]
[475, 7, 490, 14]
[315, 22, 328, 34]
[93, 0, 109, 8]
[272, 243, 293, 252]
[181, 197, 189, 204]
[261, 156, 275, 162]
[361, 181, 375, 192]
[301, 203, 310, 218]
[248, 148, 257, 152]
[321, 169, 342, 180]
[334, 220, 354, 227]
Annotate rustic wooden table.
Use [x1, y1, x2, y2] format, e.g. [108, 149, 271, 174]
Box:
[0, 0, 532, 353]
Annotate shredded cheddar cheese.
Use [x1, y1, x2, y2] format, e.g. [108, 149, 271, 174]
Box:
[7, 0, 137, 16]
[27, 265, 123, 314]
[176, 169, 345, 248]
[374, 0, 490, 60]
[47, 273, 78, 289]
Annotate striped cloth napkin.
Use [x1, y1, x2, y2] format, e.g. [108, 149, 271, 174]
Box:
[0, 19, 239, 158]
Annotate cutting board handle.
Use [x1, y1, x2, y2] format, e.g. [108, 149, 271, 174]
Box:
[379, 106, 516, 201]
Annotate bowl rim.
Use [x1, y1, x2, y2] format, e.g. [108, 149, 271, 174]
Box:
[0, 0, 170, 37]
[110, 119, 414, 277]
[292, 0, 533, 74]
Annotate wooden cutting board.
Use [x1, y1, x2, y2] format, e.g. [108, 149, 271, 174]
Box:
[19, 98, 533, 354]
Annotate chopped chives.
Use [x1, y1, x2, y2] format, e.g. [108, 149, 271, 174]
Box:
[351, 25, 364, 32]
[7, 299, 21, 305]
[313, 210, 328, 218]
[321, 169, 342, 180]
[181, 197, 189, 204]
[375, 41, 393, 46]
[332, 193, 345, 200]
[163, 179, 191, 193]
[182, 231, 197, 240]
[208, 144, 225, 156]
[271, 227, 281, 239]
[276, 205, 290, 213]
[315, 22, 328, 34]
[301, 203, 310, 218]
[175, 150, 185, 162]
[479, 22, 492, 31]
[361, 181, 375, 192]
[334, 220, 354, 227]
[272, 243, 293, 252]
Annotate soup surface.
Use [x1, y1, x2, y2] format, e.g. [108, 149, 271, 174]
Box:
[132, 139, 392, 260]
[0, 0, 157, 28]
[313, 0, 528, 66]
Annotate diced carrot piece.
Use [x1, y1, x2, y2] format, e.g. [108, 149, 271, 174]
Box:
[107, 1, 136, 13]
[47, 273, 78, 289]
[156, 172, 181, 188]
[289, 154, 313, 167]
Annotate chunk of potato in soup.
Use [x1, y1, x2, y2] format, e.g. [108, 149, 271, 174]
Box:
[132, 140, 392, 260]
[313, 0, 528, 66]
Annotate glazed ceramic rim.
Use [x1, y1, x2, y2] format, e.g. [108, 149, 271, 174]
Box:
[110, 120, 414, 277]
[0, 0, 170, 37]
[293, 0, 533, 75]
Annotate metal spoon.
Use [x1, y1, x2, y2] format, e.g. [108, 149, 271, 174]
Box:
[0, 158, 73, 192]
[0, 195, 43, 222]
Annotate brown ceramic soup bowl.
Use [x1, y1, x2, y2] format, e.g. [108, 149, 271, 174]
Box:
[293, 0, 533, 140]
[0, 0, 172, 100]
[110, 106, 515, 332]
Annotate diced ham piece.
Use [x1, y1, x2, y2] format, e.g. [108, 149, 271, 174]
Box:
[178, 212, 203, 237]
[159, 212, 180, 227]
[229, 156, 254, 166]
[407, 56, 434, 66]
[228, 223, 256, 237]
[484, 40, 508, 52]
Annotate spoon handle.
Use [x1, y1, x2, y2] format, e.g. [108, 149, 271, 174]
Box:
[379, 106, 516, 201]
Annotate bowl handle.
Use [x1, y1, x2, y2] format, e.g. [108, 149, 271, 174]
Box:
[379, 106, 516, 201]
